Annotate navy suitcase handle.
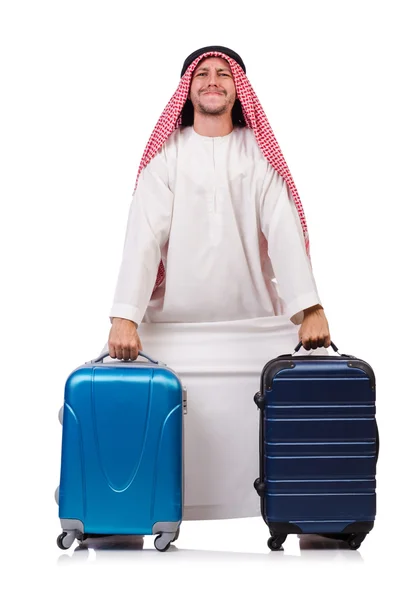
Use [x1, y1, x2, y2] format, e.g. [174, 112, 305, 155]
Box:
[90, 351, 162, 365]
[294, 340, 356, 359]
[294, 340, 339, 353]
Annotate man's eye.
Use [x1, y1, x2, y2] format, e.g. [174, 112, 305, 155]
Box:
[221, 73, 230, 77]
[197, 73, 206, 76]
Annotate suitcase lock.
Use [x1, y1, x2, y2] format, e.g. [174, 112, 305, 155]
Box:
[182, 386, 187, 415]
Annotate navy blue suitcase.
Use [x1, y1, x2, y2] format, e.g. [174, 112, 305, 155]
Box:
[253, 341, 378, 551]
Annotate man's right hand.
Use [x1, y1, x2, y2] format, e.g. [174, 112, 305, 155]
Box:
[108, 317, 142, 361]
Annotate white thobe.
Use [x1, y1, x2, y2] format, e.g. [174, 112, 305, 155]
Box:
[110, 125, 321, 327]
[107, 126, 323, 521]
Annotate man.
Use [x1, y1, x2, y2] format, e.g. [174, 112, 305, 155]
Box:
[106, 46, 330, 521]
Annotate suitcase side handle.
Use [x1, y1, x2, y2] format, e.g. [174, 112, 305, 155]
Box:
[90, 351, 162, 365]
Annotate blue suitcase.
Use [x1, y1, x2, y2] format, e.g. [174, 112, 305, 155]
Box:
[56, 351, 186, 552]
[253, 341, 378, 551]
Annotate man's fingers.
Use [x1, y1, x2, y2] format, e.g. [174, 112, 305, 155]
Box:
[107, 343, 140, 361]
[108, 319, 141, 360]
[302, 335, 330, 351]
[120, 344, 139, 361]
[122, 346, 130, 361]
[131, 345, 140, 360]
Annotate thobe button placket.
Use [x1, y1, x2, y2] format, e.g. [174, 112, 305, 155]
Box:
[208, 139, 224, 246]
[212, 138, 220, 214]
[206, 139, 216, 215]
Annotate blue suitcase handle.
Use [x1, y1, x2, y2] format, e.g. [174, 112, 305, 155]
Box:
[91, 351, 161, 364]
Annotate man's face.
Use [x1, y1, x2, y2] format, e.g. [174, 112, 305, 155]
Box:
[189, 57, 236, 117]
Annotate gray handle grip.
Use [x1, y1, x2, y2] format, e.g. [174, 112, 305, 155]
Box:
[91, 351, 161, 365]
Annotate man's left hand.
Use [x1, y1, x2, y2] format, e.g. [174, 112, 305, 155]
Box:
[298, 304, 331, 350]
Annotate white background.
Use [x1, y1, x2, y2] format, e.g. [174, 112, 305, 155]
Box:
[1, 0, 395, 597]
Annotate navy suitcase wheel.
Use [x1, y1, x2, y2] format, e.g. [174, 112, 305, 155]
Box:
[253, 341, 378, 551]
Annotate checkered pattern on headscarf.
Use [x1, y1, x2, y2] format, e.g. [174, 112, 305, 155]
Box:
[134, 51, 311, 289]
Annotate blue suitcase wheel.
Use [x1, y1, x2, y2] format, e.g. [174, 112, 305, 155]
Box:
[154, 535, 171, 552]
[57, 533, 68, 550]
[154, 529, 179, 552]
[57, 532, 75, 550]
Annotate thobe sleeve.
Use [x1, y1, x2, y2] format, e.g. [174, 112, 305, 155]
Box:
[260, 162, 322, 325]
[109, 148, 173, 326]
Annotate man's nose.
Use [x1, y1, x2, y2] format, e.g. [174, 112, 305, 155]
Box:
[208, 71, 219, 86]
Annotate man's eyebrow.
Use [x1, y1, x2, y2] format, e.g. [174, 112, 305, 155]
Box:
[195, 67, 232, 73]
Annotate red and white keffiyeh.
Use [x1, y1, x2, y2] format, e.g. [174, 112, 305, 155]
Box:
[134, 51, 311, 289]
